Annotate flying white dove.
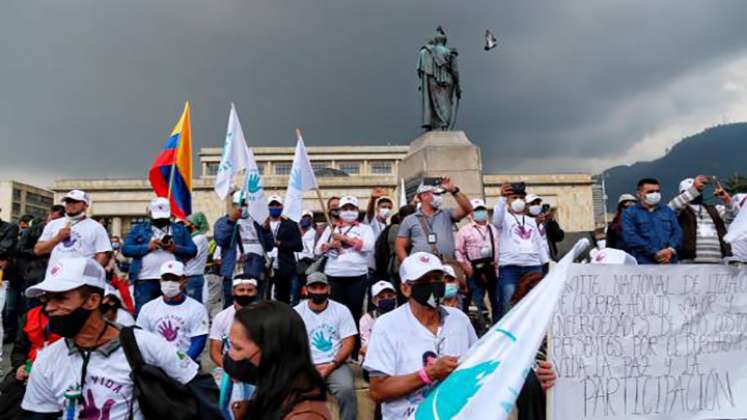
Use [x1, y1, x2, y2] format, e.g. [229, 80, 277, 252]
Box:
[484, 29, 498, 51]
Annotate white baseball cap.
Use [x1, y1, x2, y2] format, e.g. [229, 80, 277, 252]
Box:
[416, 184, 445, 195]
[159, 260, 184, 277]
[232, 191, 244, 205]
[233, 277, 258, 288]
[470, 199, 486, 210]
[26, 257, 106, 298]
[679, 178, 695, 193]
[618, 193, 637, 204]
[442, 264, 457, 279]
[302, 209, 314, 218]
[267, 195, 284, 205]
[399, 252, 446, 283]
[149, 197, 171, 219]
[525, 194, 542, 204]
[339, 196, 359, 208]
[372, 280, 396, 297]
[63, 190, 90, 205]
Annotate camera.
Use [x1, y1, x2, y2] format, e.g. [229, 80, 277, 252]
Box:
[160, 235, 173, 247]
[541, 204, 551, 213]
[510, 182, 526, 195]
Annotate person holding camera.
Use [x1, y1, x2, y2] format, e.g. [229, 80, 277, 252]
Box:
[526, 194, 565, 273]
[455, 198, 500, 323]
[492, 183, 547, 319]
[122, 197, 197, 312]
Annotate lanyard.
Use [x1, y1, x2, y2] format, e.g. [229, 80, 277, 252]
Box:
[510, 213, 527, 235]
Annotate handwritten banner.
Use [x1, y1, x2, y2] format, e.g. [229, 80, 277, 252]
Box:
[550, 264, 747, 420]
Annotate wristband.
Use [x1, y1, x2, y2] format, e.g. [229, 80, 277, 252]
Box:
[418, 367, 433, 385]
[450, 187, 460, 195]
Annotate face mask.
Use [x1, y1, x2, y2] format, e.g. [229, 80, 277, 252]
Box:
[99, 302, 116, 314]
[409, 282, 445, 309]
[377, 298, 397, 313]
[378, 208, 391, 220]
[300, 218, 313, 229]
[473, 209, 488, 222]
[430, 194, 444, 209]
[444, 283, 459, 299]
[329, 208, 340, 219]
[160, 281, 181, 298]
[111, 243, 120, 250]
[340, 210, 358, 223]
[223, 353, 259, 384]
[47, 305, 93, 338]
[152, 218, 170, 229]
[644, 192, 661, 206]
[308, 292, 329, 305]
[269, 207, 283, 218]
[234, 294, 257, 307]
[66, 212, 85, 221]
[510, 199, 526, 213]
[528, 205, 542, 216]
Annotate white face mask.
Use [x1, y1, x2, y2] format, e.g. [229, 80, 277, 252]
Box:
[644, 192, 661, 206]
[160, 281, 181, 298]
[340, 210, 358, 223]
[377, 208, 391, 220]
[430, 194, 444, 209]
[510, 198, 526, 213]
[528, 205, 542, 216]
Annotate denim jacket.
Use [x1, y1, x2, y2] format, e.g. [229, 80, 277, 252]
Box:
[622, 203, 682, 264]
[122, 221, 197, 280]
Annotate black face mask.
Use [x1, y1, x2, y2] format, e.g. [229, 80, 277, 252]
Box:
[377, 298, 397, 313]
[152, 218, 170, 229]
[99, 302, 116, 314]
[223, 353, 258, 384]
[308, 292, 329, 305]
[46, 305, 93, 338]
[691, 195, 704, 205]
[234, 294, 257, 307]
[409, 282, 445, 309]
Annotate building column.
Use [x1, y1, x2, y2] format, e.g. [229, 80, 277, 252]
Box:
[111, 217, 123, 238]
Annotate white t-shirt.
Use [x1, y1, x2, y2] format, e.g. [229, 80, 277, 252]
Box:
[209, 305, 237, 343]
[237, 218, 264, 256]
[39, 217, 112, 268]
[294, 300, 358, 365]
[314, 223, 375, 277]
[136, 296, 209, 353]
[21, 329, 198, 420]
[115, 308, 136, 326]
[537, 222, 551, 263]
[296, 229, 316, 261]
[492, 198, 547, 267]
[363, 304, 478, 420]
[138, 226, 176, 280]
[184, 233, 209, 276]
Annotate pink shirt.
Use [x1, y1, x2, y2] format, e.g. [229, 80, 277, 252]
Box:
[455, 222, 500, 268]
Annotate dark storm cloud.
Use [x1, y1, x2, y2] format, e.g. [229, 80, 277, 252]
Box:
[1, 0, 747, 185]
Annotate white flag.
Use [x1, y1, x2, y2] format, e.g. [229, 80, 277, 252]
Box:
[215, 104, 268, 222]
[724, 194, 747, 244]
[283, 132, 318, 222]
[400, 178, 407, 207]
[411, 239, 590, 420]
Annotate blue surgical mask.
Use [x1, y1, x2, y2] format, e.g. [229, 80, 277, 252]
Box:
[444, 283, 459, 298]
[300, 218, 312, 229]
[269, 207, 283, 218]
[473, 209, 488, 222]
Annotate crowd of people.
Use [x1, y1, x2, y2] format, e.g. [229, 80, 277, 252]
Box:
[0, 172, 743, 419]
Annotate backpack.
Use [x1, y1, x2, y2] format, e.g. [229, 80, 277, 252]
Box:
[119, 326, 221, 420]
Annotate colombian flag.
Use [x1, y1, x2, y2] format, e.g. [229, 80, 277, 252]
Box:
[148, 101, 193, 219]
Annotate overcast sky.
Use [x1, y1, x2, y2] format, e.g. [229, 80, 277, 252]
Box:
[2, 0, 747, 187]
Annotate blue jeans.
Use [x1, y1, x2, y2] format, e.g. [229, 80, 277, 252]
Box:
[186, 275, 204, 302]
[135, 279, 162, 314]
[242, 253, 267, 298]
[496, 265, 542, 320]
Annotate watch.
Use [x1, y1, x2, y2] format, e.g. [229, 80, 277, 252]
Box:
[450, 186, 460, 195]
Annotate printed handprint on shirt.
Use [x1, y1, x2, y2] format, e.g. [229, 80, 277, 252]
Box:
[157, 320, 180, 342]
[79, 389, 115, 420]
[310, 330, 333, 353]
[513, 225, 533, 240]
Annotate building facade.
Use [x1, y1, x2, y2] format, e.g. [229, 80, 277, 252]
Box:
[0, 180, 54, 223]
[52, 145, 596, 238]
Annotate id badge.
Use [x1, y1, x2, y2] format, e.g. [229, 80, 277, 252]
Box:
[427, 233, 438, 245]
[480, 245, 492, 258]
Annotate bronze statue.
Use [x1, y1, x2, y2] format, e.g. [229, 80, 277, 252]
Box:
[417, 26, 461, 131]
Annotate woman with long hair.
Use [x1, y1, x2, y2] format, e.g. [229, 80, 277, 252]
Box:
[227, 301, 331, 420]
[606, 194, 637, 250]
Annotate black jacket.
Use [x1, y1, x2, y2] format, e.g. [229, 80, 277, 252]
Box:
[0, 219, 18, 257]
[544, 219, 565, 261]
[264, 218, 303, 277]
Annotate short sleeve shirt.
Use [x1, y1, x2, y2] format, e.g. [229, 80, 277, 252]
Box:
[21, 329, 198, 420]
[39, 217, 112, 268]
[136, 296, 209, 354]
[398, 209, 457, 259]
[294, 300, 358, 365]
[363, 304, 478, 420]
[209, 305, 237, 342]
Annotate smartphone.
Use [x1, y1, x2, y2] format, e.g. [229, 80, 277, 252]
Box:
[510, 182, 526, 194]
[422, 177, 443, 187]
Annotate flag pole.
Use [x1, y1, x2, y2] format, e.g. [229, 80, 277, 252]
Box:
[296, 128, 332, 227]
[167, 162, 177, 201]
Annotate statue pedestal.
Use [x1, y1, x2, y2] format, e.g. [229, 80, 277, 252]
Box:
[398, 131, 484, 206]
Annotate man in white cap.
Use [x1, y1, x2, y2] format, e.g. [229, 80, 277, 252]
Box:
[294, 272, 358, 420]
[122, 197, 197, 312]
[136, 261, 209, 362]
[213, 191, 274, 307]
[455, 198, 500, 321]
[359, 280, 397, 362]
[315, 195, 375, 324]
[396, 177, 473, 263]
[21, 257, 201, 419]
[208, 274, 260, 368]
[263, 194, 303, 305]
[667, 176, 738, 264]
[34, 189, 111, 268]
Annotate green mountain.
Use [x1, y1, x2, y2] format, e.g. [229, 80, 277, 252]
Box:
[602, 122, 747, 210]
